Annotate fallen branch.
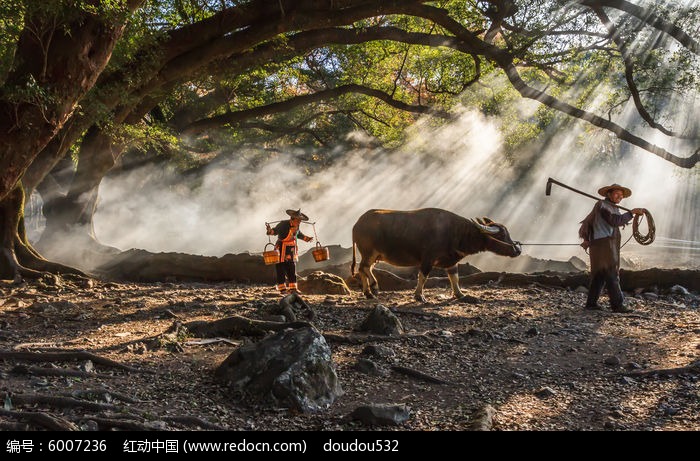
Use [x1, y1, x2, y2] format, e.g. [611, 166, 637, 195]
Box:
[390, 365, 450, 384]
[0, 350, 152, 373]
[0, 408, 79, 431]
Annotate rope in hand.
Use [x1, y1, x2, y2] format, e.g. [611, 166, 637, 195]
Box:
[632, 209, 655, 245]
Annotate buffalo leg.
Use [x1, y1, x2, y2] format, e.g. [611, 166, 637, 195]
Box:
[358, 262, 376, 299]
[368, 264, 379, 296]
[414, 273, 428, 302]
[446, 266, 465, 298]
[414, 263, 432, 302]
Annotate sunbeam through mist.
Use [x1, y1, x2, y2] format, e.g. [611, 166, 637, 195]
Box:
[92, 105, 698, 272]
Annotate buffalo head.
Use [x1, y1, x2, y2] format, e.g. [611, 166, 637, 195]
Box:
[470, 217, 521, 257]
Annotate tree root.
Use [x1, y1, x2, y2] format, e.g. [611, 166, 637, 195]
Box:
[0, 421, 30, 430]
[4, 393, 226, 431]
[182, 315, 312, 338]
[161, 415, 228, 430]
[390, 365, 450, 384]
[323, 332, 403, 344]
[62, 389, 141, 404]
[11, 364, 115, 379]
[0, 408, 79, 430]
[624, 360, 700, 378]
[0, 349, 153, 373]
[323, 331, 436, 345]
[79, 416, 163, 431]
[8, 393, 120, 412]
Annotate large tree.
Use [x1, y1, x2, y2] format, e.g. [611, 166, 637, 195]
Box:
[2, 0, 698, 278]
[0, 0, 144, 279]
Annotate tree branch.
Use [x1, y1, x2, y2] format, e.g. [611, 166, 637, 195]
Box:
[572, 0, 700, 54]
[593, 6, 687, 138]
[183, 84, 448, 135]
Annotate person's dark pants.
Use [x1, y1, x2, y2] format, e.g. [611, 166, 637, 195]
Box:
[275, 261, 297, 291]
[586, 268, 624, 309]
[586, 236, 624, 310]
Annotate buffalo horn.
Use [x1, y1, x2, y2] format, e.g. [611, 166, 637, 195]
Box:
[470, 218, 499, 235]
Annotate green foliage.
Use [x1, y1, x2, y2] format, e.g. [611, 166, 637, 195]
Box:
[0, 0, 24, 82]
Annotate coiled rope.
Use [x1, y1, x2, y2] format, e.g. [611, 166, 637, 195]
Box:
[632, 209, 655, 245]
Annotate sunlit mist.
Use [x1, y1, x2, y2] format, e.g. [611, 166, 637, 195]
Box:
[90, 100, 698, 271]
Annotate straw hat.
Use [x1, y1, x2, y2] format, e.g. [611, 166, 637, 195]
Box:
[286, 209, 309, 221]
[597, 183, 631, 198]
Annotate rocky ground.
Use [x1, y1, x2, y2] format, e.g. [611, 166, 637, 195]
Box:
[0, 275, 698, 431]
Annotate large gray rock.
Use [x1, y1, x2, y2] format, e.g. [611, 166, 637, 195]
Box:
[356, 305, 404, 336]
[214, 326, 342, 412]
[298, 271, 351, 295]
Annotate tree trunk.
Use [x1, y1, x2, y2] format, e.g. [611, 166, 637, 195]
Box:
[36, 127, 122, 271]
[0, 184, 83, 281]
[0, 1, 142, 202]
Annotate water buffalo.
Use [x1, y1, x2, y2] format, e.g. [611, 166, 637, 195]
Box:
[351, 208, 521, 302]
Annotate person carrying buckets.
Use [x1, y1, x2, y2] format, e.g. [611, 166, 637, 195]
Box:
[265, 209, 313, 294]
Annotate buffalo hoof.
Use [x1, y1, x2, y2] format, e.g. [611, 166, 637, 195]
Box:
[414, 294, 427, 303]
[370, 287, 379, 297]
[364, 292, 376, 299]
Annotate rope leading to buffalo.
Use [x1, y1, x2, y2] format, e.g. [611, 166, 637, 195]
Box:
[522, 209, 656, 249]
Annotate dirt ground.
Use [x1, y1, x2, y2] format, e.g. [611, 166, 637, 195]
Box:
[0, 276, 698, 431]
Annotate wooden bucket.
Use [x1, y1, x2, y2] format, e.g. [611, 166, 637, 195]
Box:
[312, 242, 330, 262]
[262, 243, 279, 265]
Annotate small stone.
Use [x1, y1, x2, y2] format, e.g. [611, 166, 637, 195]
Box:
[360, 344, 395, 359]
[348, 403, 410, 426]
[81, 420, 99, 431]
[610, 409, 625, 419]
[660, 404, 680, 416]
[354, 358, 388, 376]
[642, 292, 659, 301]
[574, 286, 588, 294]
[534, 387, 556, 399]
[356, 305, 404, 336]
[525, 327, 539, 337]
[80, 279, 95, 289]
[79, 360, 95, 373]
[625, 362, 642, 370]
[670, 285, 690, 296]
[604, 356, 621, 366]
[620, 376, 636, 385]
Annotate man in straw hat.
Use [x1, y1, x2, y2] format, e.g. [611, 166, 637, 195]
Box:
[266, 209, 313, 294]
[580, 183, 645, 313]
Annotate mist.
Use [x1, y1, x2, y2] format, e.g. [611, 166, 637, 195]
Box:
[93, 101, 699, 271]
